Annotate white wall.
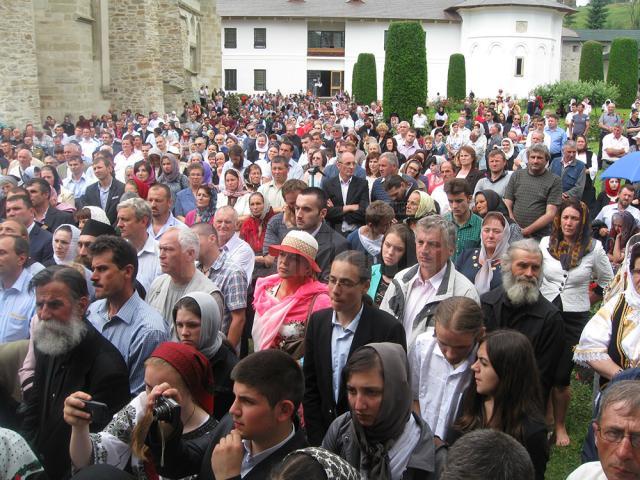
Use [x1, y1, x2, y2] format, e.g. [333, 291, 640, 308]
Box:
[221, 9, 564, 99]
[221, 18, 308, 93]
[345, 21, 460, 101]
[458, 6, 565, 99]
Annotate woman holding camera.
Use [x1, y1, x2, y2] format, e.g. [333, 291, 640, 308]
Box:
[64, 342, 216, 479]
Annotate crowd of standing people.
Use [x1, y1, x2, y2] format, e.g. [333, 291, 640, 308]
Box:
[0, 89, 639, 480]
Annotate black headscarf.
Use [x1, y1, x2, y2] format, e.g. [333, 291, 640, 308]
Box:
[475, 189, 511, 219]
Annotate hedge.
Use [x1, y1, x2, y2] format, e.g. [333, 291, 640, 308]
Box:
[383, 21, 427, 121]
[351, 61, 360, 99]
[447, 54, 466, 101]
[534, 80, 619, 112]
[607, 38, 639, 107]
[356, 53, 378, 105]
[579, 41, 604, 82]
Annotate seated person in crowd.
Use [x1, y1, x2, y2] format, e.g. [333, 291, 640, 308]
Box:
[322, 343, 446, 479]
[303, 251, 406, 446]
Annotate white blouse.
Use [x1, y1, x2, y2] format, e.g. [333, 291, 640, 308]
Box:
[539, 236, 613, 312]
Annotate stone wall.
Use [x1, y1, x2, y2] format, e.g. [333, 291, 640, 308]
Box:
[0, 0, 222, 125]
[0, 1, 41, 127]
[33, 0, 110, 122]
[107, 0, 165, 114]
[561, 42, 581, 81]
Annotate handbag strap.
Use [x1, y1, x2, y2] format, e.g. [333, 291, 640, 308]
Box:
[302, 293, 322, 338]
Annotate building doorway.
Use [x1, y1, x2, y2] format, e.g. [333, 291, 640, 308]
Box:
[307, 70, 343, 97]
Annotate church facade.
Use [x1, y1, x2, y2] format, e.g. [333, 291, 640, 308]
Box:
[0, 0, 221, 128]
[218, 0, 573, 100]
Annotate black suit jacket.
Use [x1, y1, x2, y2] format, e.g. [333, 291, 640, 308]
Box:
[79, 178, 125, 225]
[324, 175, 369, 231]
[315, 222, 349, 283]
[303, 303, 407, 446]
[43, 207, 75, 232]
[21, 321, 130, 480]
[28, 223, 54, 265]
[152, 414, 308, 480]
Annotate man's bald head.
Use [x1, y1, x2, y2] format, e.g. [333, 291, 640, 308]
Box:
[17, 149, 32, 169]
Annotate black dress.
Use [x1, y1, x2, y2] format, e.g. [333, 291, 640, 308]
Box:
[209, 341, 238, 421]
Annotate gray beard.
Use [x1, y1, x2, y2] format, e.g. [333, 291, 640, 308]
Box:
[33, 313, 87, 356]
[502, 268, 540, 306]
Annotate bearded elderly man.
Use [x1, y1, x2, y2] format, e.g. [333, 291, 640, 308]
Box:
[480, 239, 564, 401]
[20, 265, 130, 480]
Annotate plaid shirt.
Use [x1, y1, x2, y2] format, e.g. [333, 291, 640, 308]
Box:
[445, 212, 482, 261]
[200, 252, 248, 334]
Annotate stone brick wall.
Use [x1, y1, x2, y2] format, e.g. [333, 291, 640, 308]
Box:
[0, 0, 221, 125]
[0, 1, 42, 127]
[561, 42, 581, 81]
[33, 0, 110, 123]
[107, 0, 165, 114]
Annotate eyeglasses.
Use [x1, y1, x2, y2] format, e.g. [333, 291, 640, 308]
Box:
[597, 427, 640, 449]
[328, 276, 361, 288]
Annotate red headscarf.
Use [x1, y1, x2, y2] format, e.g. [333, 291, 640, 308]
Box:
[150, 342, 214, 414]
[604, 178, 621, 203]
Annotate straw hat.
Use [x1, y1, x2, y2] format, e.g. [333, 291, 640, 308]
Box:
[268, 230, 321, 273]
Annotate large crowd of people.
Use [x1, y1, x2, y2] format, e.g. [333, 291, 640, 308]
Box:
[0, 90, 639, 480]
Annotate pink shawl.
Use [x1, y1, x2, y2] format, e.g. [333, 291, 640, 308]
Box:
[252, 274, 330, 351]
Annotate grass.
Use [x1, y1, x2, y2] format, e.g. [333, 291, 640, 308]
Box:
[546, 375, 595, 479]
[567, 2, 637, 29]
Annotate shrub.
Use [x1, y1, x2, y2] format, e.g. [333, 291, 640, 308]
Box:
[607, 38, 639, 107]
[447, 54, 466, 101]
[356, 53, 378, 105]
[533, 80, 619, 111]
[579, 41, 604, 82]
[383, 21, 427, 121]
[351, 61, 360, 100]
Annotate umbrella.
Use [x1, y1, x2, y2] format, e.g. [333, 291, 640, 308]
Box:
[600, 151, 640, 182]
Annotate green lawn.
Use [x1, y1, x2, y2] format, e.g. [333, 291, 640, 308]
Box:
[545, 375, 595, 479]
[568, 2, 637, 29]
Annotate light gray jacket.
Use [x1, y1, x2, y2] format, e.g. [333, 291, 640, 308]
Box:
[380, 261, 480, 346]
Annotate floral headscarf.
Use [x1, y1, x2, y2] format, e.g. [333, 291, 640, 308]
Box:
[548, 200, 593, 270]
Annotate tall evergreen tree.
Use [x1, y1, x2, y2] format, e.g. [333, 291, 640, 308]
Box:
[587, 0, 609, 29]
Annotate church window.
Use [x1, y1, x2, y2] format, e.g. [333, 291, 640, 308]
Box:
[515, 57, 524, 77]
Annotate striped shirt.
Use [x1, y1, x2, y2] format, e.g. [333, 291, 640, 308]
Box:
[0, 269, 35, 342]
[87, 292, 168, 395]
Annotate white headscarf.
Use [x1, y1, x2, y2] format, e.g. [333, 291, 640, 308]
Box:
[475, 213, 511, 295]
[52, 224, 80, 264]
